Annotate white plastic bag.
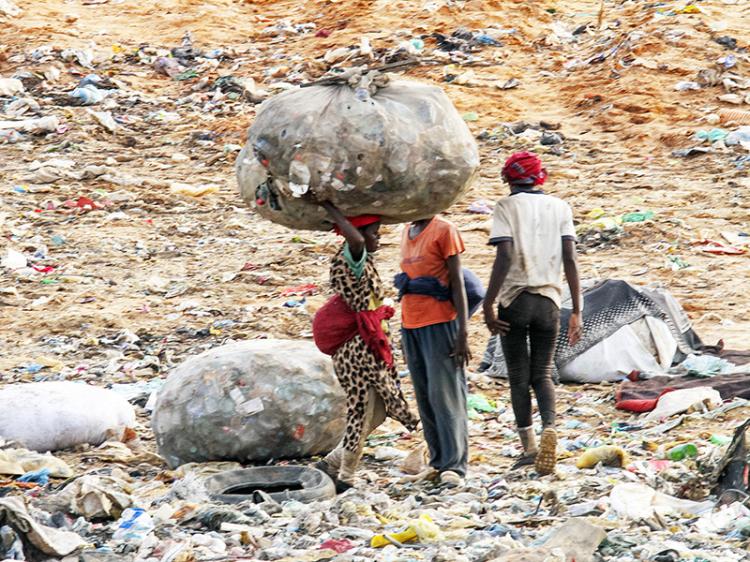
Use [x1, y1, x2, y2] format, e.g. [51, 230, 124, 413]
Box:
[0, 382, 136, 452]
[610, 483, 713, 520]
[645, 386, 722, 421]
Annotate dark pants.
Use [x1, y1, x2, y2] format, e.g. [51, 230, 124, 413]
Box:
[499, 292, 560, 428]
[402, 320, 468, 477]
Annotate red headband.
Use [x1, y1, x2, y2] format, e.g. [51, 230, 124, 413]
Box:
[502, 151, 548, 186]
[332, 215, 381, 236]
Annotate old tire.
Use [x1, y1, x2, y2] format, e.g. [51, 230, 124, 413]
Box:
[203, 466, 336, 504]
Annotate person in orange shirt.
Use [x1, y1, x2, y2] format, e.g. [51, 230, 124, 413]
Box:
[398, 215, 472, 487]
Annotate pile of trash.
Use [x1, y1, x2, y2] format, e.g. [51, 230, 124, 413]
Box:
[1, 377, 750, 561]
[1, 0, 750, 561]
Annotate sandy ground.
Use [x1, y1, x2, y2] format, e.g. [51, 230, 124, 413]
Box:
[1, 0, 748, 379]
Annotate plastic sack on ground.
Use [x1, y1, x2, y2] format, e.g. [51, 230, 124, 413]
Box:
[236, 71, 479, 230]
[152, 340, 346, 468]
[0, 382, 136, 452]
[695, 502, 750, 534]
[610, 483, 713, 520]
[644, 387, 722, 421]
[559, 317, 677, 383]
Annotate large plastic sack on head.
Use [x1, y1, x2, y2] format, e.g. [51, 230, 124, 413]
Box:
[0, 382, 136, 452]
[152, 339, 346, 468]
[236, 72, 479, 230]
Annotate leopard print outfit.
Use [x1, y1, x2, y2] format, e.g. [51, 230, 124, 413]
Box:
[329, 247, 418, 453]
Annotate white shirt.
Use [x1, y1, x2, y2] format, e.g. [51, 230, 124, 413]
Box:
[489, 191, 576, 309]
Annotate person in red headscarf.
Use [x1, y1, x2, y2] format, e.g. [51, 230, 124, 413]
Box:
[483, 152, 583, 477]
[311, 200, 418, 492]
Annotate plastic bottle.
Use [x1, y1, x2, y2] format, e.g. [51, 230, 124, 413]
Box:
[666, 443, 698, 461]
[695, 128, 728, 143]
[112, 508, 155, 542]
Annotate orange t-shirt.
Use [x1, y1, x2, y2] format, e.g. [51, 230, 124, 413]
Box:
[400, 216, 465, 329]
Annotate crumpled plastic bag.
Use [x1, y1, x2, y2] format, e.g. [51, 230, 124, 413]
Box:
[695, 502, 750, 534]
[371, 513, 444, 547]
[0, 448, 73, 478]
[0, 496, 87, 558]
[644, 386, 722, 421]
[610, 482, 713, 520]
[61, 473, 134, 520]
[237, 72, 478, 230]
[576, 445, 630, 469]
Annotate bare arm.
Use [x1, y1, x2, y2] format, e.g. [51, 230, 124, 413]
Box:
[562, 238, 583, 345]
[483, 241, 512, 334]
[447, 254, 471, 366]
[321, 201, 365, 259]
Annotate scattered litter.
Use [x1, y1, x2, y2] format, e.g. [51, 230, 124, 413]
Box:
[0, 4, 748, 561]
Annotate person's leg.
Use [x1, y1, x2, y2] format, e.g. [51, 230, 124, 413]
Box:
[528, 295, 560, 429]
[319, 446, 343, 478]
[403, 327, 442, 467]
[499, 293, 537, 464]
[363, 387, 387, 435]
[336, 386, 387, 484]
[527, 294, 561, 476]
[419, 321, 468, 478]
[337, 393, 367, 488]
[318, 353, 357, 478]
[373, 365, 418, 432]
[499, 293, 534, 427]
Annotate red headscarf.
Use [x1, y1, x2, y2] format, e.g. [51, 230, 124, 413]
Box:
[332, 215, 381, 236]
[502, 152, 548, 186]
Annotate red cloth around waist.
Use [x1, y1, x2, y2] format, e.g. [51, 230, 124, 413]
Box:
[312, 294, 395, 367]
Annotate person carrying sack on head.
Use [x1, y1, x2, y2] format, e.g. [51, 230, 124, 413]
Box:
[312, 201, 418, 492]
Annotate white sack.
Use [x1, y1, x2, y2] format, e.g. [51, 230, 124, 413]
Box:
[0, 382, 136, 452]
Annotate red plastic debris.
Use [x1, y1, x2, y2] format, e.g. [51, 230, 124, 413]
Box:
[32, 265, 55, 273]
[292, 424, 305, 440]
[648, 460, 671, 472]
[316, 29, 332, 38]
[319, 539, 354, 553]
[62, 196, 103, 212]
[280, 283, 318, 297]
[693, 239, 746, 255]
